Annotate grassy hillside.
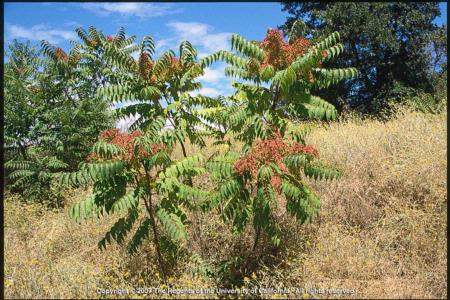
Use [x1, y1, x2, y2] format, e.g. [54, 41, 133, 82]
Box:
[4, 110, 447, 299]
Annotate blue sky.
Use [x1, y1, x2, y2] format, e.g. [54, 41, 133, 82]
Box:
[4, 2, 448, 97]
[4, 2, 291, 100]
[4, 2, 447, 129]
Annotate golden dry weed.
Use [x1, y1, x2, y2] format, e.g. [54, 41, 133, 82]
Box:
[4, 110, 447, 299]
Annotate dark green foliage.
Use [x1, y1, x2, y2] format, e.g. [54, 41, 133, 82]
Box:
[280, 2, 446, 112]
[98, 208, 140, 250]
[4, 40, 112, 205]
[201, 22, 350, 248]
[60, 27, 228, 278]
[4, 151, 67, 206]
[5, 23, 355, 280]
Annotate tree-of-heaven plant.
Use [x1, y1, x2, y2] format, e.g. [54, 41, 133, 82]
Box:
[200, 20, 358, 252]
[58, 27, 224, 279]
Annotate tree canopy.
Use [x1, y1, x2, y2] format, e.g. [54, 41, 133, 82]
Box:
[4, 39, 113, 203]
[280, 2, 447, 112]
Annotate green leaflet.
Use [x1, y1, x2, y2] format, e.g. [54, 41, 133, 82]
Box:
[69, 194, 102, 223]
[285, 121, 313, 143]
[189, 254, 214, 278]
[273, 66, 296, 93]
[140, 86, 161, 100]
[283, 154, 311, 169]
[158, 154, 204, 182]
[142, 36, 155, 58]
[98, 208, 139, 250]
[314, 31, 340, 50]
[261, 65, 275, 81]
[304, 163, 342, 180]
[225, 66, 250, 80]
[156, 207, 187, 242]
[97, 85, 137, 102]
[179, 40, 197, 63]
[206, 161, 234, 179]
[92, 141, 124, 159]
[4, 160, 34, 170]
[257, 164, 274, 182]
[231, 34, 265, 61]
[290, 94, 338, 121]
[8, 169, 35, 180]
[176, 184, 209, 203]
[282, 179, 321, 224]
[104, 44, 136, 71]
[153, 50, 175, 77]
[288, 20, 307, 43]
[312, 67, 358, 88]
[59, 161, 125, 186]
[201, 50, 248, 68]
[110, 188, 143, 214]
[128, 217, 152, 255]
[322, 43, 344, 61]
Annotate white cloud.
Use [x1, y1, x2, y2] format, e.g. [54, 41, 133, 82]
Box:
[199, 65, 226, 83]
[166, 21, 232, 54]
[6, 24, 77, 44]
[203, 32, 231, 53]
[198, 52, 209, 59]
[114, 100, 140, 132]
[167, 22, 210, 37]
[116, 114, 175, 131]
[190, 87, 222, 98]
[80, 3, 178, 18]
[131, 51, 140, 60]
[155, 38, 173, 51]
[63, 21, 83, 28]
[116, 115, 139, 132]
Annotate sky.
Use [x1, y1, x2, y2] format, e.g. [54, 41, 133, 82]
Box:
[4, 2, 290, 99]
[4, 2, 448, 129]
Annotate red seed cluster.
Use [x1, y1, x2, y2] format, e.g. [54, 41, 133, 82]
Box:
[28, 86, 40, 93]
[170, 57, 180, 68]
[86, 39, 98, 48]
[246, 58, 261, 76]
[270, 175, 282, 192]
[257, 29, 324, 83]
[164, 57, 187, 78]
[289, 143, 320, 158]
[54, 47, 68, 62]
[259, 29, 311, 71]
[138, 53, 155, 82]
[137, 53, 194, 84]
[234, 130, 287, 177]
[92, 128, 165, 162]
[233, 129, 319, 191]
[106, 35, 114, 43]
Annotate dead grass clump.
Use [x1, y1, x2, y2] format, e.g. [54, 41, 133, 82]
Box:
[290, 110, 447, 298]
[4, 110, 446, 299]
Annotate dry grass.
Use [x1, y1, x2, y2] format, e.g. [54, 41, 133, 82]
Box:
[4, 110, 447, 299]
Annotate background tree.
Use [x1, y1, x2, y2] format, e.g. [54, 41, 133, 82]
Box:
[280, 2, 446, 112]
[429, 24, 447, 102]
[63, 27, 223, 279]
[4, 40, 41, 163]
[4, 39, 112, 205]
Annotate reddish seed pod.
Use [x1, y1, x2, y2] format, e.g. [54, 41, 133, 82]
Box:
[95, 129, 165, 162]
[233, 128, 319, 185]
[55, 47, 68, 61]
[259, 29, 311, 71]
[270, 175, 282, 192]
